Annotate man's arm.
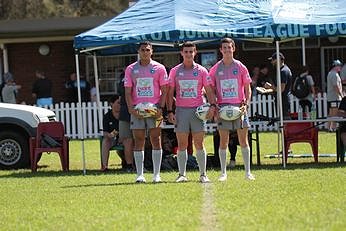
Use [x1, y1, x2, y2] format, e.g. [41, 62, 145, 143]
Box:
[125, 87, 139, 118]
[244, 82, 252, 105]
[159, 85, 168, 108]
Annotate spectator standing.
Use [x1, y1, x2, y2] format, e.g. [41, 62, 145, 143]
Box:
[124, 41, 169, 183]
[257, 64, 273, 89]
[294, 65, 316, 113]
[266, 52, 293, 119]
[65, 73, 91, 102]
[327, 59, 343, 131]
[340, 64, 346, 95]
[32, 70, 53, 107]
[209, 38, 254, 181]
[337, 96, 346, 150]
[1, 72, 21, 104]
[167, 41, 216, 183]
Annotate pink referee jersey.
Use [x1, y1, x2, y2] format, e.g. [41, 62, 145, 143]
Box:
[124, 60, 169, 105]
[169, 62, 213, 107]
[209, 59, 251, 104]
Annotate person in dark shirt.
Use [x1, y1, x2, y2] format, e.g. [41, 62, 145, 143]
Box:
[337, 96, 346, 149]
[257, 64, 273, 89]
[118, 71, 134, 172]
[32, 70, 53, 107]
[266, 52, 293, 119]
[64, 73, 91, 102]
[101, 95, 120, 171]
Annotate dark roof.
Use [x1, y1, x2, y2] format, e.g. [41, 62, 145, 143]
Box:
[0, 16, 112, 39]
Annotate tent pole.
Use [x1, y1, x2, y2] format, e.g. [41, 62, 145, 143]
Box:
[75, 53, 86, 175]
[92, 54, 103, 133]
[275, 41, 286, 168]
[302, 38, 306, 66]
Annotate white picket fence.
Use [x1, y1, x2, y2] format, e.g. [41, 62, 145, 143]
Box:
[45, 93, 330, 139]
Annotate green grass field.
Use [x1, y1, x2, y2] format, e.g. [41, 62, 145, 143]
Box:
[0, 132, 345, 230]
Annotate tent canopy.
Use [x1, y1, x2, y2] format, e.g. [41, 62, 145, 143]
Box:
[74, 0, 346, 52]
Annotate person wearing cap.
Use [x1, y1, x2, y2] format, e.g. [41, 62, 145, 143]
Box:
[266, 52, 293, 119]
[327, 59, 343, 131]
[1, 72, 22, 104]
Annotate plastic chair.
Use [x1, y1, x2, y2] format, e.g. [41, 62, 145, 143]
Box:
[30, 121, 69, 172]
[283, 122, 318, 163]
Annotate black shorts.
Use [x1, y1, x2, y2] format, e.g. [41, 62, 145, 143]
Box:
[327, 101, 341, 111]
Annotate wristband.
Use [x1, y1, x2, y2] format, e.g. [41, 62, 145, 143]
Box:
[210, 103, 217, 108]
[167, 110, 174, 114]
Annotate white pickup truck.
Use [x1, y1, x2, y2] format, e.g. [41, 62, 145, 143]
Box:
[0, 103, 56, 169]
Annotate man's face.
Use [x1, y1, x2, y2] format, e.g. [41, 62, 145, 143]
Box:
[111, 99, 120, 112]
[181, 46, 196, 62]
[271, 59, 278, 67]
[138, 44, 153, 61]
[220, 42, 234, 58]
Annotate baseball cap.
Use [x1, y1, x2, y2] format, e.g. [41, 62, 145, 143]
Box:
[4, 72, 13, 82]
[332, 59, 343, 67]
[268, 52, 285, 61]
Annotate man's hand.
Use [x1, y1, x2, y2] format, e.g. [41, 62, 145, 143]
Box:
[128, 107, 143, 119]
[168, 112, 176, 124]
[155, 108, 163, 119]
[206, 105, 216, 120]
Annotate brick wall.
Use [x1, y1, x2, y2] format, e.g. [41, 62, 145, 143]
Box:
[7, 41, 85, 104]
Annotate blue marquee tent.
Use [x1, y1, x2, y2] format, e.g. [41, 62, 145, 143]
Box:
[74, 0, 346, 52]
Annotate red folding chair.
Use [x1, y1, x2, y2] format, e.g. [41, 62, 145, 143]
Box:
[283, 122, 318, 163]
[30, 121, 69, 172]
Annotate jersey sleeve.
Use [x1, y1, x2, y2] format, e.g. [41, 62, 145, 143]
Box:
[124, 66, 133, 87]
[168, 66, 177, 87]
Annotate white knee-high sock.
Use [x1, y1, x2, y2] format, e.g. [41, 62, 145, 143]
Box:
[134, 151, 144, 176]
[196, 149, 207, 176]
[152, 149, 162, 177]
[219, 148, 227, 175]
[177, 150, 187, 176]
[241, 146, 251, 175]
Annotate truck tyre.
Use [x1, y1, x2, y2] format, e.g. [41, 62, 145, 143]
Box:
[0, 131, 30, 169]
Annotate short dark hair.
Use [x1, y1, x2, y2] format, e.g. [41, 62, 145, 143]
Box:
[138, 41, 152, 48]
[181, 41, 196, 50]
[220, 38, 235, 49]
[108, 95, 119, 104]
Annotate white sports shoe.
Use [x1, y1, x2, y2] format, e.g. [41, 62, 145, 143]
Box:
[176, 175, 188, 183]
[136, 175, 146, 183]
[199, 175, 210, 183]
[245, 173, 255, 181]
[152, 175, 161, 183]
[218, 173, 227, 182]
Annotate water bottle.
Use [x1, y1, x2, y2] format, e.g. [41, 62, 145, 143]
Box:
[298, 106, 303, 120]
[311, 103, 316, 120]
[305, 106, 310, 119]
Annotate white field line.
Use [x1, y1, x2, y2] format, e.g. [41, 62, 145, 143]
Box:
[200, 183, 220, 231]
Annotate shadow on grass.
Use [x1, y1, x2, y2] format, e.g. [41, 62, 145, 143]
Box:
[61, 179, 201, 188]
[0, 167, 182, 179]
[0, 162, 344, 179]
[0, 168, 142, 178]
[250, 161, 346, 171]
